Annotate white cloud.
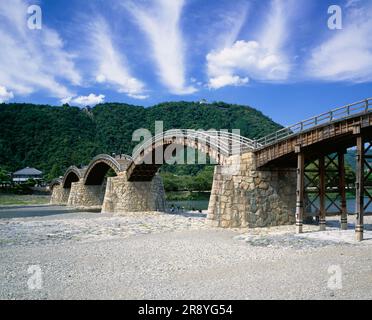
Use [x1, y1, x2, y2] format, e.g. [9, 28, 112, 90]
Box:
[0, 86, 14, 103]
[215, 4, 249, 50]
[127, 94, 149, 100]
[345, 0, 361, 8]
[61, 94, 105, 106]
[87, 18, 147, 99]
[306, 2, 372, 82]
[125, 0, 196, 95]
[207, 40, 290, 89]
[258, 0, 290, 57]
[208, 75, 249, 90]
[206, 0, 291, 89]
[0, 0, 80, 98]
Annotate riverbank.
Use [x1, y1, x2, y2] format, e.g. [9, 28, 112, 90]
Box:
[0, 194, 50, 206]
[165, 191, 210, 201]
[1, 206, 372, 299]
[165, 191, 211, 210]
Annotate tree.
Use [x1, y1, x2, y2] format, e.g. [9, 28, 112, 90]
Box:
[0, 101, 282, 180]
[46, 163, 62, 182]
[0, 166, 10, 183]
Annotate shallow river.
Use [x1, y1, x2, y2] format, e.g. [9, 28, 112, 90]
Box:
[167, 197, 372, 213]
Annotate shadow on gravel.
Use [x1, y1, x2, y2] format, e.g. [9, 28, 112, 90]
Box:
[326, 218, 372, 231]
[165, 211, 207, 218]
[0, 205, 53, 210]
[0, 206, 79, 219]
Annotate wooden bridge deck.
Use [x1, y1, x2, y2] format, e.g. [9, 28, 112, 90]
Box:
[253, 98, 372, 241]
[254, 98, 372, 168]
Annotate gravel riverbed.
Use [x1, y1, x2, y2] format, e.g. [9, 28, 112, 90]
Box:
[1, 206, 372, 300]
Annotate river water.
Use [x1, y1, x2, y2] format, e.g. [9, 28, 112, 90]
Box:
[166, 200, 210, 211]
[168, 197, 372, 213]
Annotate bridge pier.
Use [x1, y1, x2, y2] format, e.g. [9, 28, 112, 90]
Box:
[300, 151, 350, 233]
[207, 152, 297, 228]
[50, 184, 70, 205]
[102, 174, 166, 214]
[295, 150, 304, 234]
[319, 155, 326, 232]
[67, 181, 105, 209]
[355, 135, 364, 241]
[338, 151, 348, 230]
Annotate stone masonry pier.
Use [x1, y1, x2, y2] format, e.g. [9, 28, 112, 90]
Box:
[50, 98, 372, 241]
[67, 181, 106, 209]
[102, 174, 166, 214]
[207, 152, 296, 228]
[50, 170, 166, 214]
[51, 150, 295, 227]
[50, 184, 70, 205]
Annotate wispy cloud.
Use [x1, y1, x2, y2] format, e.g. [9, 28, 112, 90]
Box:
[124, 0, 196, 95]
[345, 0, 361, 8]
[0, 86, 14, 103]
[207, 40, 290, 89]
[87, 17, 148, 99]
[206, 0, 292, 89]
[306, 1, 372, 83]
[215, 3, 249, 50]
[0, 0, 81, 99]
[61, 93, 105, 107]
[208, 73, 249, 90]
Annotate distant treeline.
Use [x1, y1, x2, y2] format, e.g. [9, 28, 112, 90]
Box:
[0, 101, 281, 182]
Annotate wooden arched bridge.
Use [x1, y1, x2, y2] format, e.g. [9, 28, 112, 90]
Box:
[254, 98, 372, 241]
[50, 98, 372, 241]
[127, 129, 255, 181]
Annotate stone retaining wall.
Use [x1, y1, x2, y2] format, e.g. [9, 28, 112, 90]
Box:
[67, 181, 105, 208]
[54, 151, 295, 228]
[50, 185, 70, 205]
[207, 152, 296, 228]
[102, 174, 166, 214]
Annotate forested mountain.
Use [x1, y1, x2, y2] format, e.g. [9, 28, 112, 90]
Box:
[0, 101, 282, 181]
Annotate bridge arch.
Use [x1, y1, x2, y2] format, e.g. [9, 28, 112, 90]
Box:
[127, 129, 254, 181]
[49, 178, 66, 205]
[83, 154, 132, 185]
[49, 178, 62, 190]
[62, 166, 83, 188]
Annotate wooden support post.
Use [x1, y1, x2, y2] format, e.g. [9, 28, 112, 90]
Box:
[296, 149, 304, 234]
[319, 155, 326, 231]
[338, 151, 348, 230]
[356, 135, 364, 241]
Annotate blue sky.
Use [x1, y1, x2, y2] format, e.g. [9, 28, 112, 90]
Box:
[0, 0, 371, 125]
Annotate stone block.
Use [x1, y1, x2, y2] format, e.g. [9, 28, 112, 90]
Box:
[102, 175, 166, 214]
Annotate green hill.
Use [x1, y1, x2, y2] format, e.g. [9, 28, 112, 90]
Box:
[0, 101, 282, 181]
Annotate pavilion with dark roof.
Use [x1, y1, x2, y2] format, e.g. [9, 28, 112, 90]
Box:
[12, 167, 43, 183]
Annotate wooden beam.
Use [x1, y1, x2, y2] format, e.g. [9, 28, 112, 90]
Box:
[356, 135, 364, 241]
[319, 155, 326, 231]
[296, 151, 305, 234]
[338, 151, 348, 230]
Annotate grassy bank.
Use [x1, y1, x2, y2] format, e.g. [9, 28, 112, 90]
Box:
[165, 191, 211, 201]
[0, 194, 50, 206]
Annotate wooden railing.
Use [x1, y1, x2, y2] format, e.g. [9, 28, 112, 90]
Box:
[254, 98, 372, 149]
[86, 154, 132, 173]
[131, 99, 372, 160]
[131, 129, 256, 160]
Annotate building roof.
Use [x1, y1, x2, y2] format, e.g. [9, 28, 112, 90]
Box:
[13, 167, 43, 176]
